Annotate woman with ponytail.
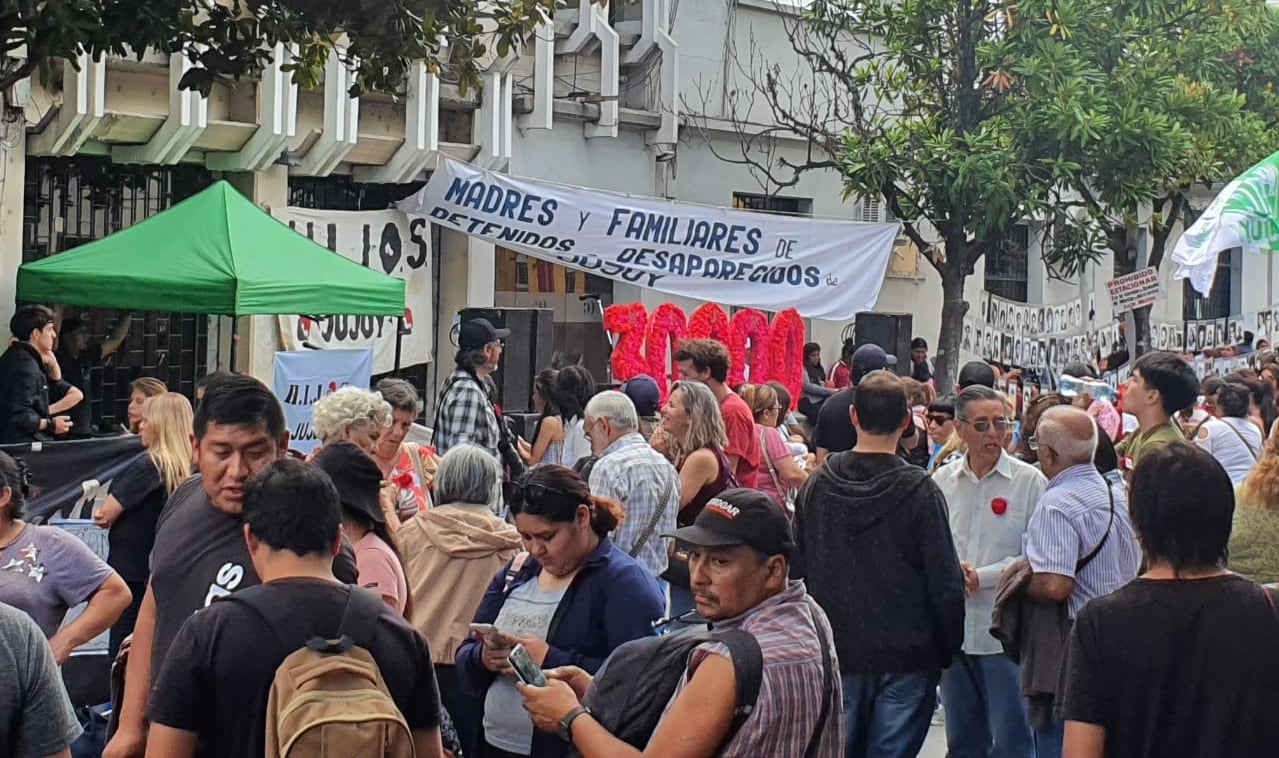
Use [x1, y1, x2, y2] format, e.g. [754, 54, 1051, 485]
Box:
[0, 451, 131, 662]
[458, 465, 664, 758]
[93, 391, 194, 657]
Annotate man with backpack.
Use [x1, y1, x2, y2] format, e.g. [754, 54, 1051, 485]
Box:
[516, 488, 843, 757]
[144, 459, 444, 758]
[105, 376, 359, 758]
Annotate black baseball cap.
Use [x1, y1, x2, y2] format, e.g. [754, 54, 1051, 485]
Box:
[957, 361, 996, 389]
[458, 317, 510, 350]
[620, 374, 661, 416]
[663, 488, 794, 557]
[311, 441, 385, 525]
[852, 344, 897, 377]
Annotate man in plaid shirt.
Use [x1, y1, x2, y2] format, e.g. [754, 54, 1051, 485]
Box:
[433, 317, 509, 457]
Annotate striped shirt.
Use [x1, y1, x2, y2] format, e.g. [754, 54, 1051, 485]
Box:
[1023, 463, 1142, 618]
[589, 432, 680, 577]
[670, 581, 843, 757]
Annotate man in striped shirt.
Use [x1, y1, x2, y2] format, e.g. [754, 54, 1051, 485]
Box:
[1022, 406, 1141, 758]
[517, 488, 843, 757]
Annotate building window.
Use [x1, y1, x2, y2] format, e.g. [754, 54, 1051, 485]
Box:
[732, 193, 813, 217]
[985, 224, 1030, 302]
[1183, 248, 1238, 321]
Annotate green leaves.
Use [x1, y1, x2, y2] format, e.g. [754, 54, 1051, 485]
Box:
[0, 0, 598, 98]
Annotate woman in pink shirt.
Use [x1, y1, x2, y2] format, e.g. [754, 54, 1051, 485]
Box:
[313, 441, 411, 615]
[741, 383, 808, 512]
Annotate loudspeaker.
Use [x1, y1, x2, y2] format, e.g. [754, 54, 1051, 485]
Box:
[459, 307, 554, 414]
[854, 312, 914, 375]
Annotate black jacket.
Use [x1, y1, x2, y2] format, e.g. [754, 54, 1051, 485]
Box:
[0, 343, 69, 443]
[793, 451, 965, 673]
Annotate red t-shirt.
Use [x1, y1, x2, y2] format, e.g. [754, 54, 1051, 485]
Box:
[720, 391, 761, 488]
[829, 361, 852, 389]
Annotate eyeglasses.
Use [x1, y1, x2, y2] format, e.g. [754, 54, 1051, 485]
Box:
[1028, 435, 1039, 451]
[959, 417, 1015, 433]
[771, 405, 783, 412]
[926, 414, 953, 426]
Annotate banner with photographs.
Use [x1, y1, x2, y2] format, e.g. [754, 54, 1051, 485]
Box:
[979, 292, 1087, 337]
[964, 291, 1111, 374]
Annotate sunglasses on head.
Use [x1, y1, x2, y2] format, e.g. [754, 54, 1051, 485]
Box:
[502, 480, 550, 509]
[960, 417, 1015, 433]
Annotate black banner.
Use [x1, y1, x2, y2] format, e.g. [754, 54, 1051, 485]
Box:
[2, 436, 146, 523]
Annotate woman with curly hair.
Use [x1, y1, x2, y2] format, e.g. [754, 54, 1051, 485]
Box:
[310, 385, 392, 456]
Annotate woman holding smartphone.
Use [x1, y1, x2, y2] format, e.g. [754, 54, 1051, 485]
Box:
[456, 465, 664, 758]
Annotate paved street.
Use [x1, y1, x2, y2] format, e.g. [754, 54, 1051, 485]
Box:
[920, 725, 947, 756]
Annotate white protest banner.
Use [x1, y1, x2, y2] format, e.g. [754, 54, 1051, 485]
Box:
[272, 349, 374, 454]
[272, 208, 432, 373]
[400, 157, 901, 320]
[1105, 267, 1162, 313]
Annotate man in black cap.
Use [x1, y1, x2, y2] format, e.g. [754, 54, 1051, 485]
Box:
[517, 488, 843, 755]
[814, 344, 919, 464]
[433, 317, 510, 457]
[956, 360, 997, 392]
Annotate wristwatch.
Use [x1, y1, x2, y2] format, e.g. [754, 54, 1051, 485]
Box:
[559, 705, 592, 743]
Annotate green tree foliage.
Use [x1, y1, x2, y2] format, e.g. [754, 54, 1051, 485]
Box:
[0, 0, 588, 97]
[727, 0, 1278, 385]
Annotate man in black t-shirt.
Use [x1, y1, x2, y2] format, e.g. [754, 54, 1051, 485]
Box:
[145, 459, 444, 758]
[105, 375, 359, 758]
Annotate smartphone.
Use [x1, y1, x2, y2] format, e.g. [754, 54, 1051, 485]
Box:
[468, 623, 495, 637]
[507, 643, 547, 686]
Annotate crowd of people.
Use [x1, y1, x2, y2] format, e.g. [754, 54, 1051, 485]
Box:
[4, 308, 1279, 758]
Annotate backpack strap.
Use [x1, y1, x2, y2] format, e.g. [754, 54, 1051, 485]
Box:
[802, 599, 835, 758]
[502, 551, 532, 595]
[706, 629, 763, 754]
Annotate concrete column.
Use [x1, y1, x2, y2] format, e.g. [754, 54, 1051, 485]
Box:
[0, 134, 27, 331]
[432, 228, 495, 396]
[223, 166, 289, 381]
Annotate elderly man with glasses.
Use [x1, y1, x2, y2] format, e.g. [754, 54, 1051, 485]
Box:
[932, 384, 1047, 758]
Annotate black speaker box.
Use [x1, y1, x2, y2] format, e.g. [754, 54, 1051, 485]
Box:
[854, 312, 914, 374]
[459, 307, 554, 414]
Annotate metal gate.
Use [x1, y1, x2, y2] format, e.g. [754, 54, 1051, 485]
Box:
[22, 156, 211, 432]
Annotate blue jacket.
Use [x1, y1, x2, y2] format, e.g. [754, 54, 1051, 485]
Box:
[456, 537, 664, 758]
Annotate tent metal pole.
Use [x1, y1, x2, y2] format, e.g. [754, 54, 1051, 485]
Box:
[394, 316, 404, 371]
[229, 316, 239, 372]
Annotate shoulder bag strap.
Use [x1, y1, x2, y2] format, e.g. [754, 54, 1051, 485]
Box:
[759, 427, 787, 499]
[629, 467, 677, 558]
[503, 551, 532, 595]
[802, 598, 835, 758]
[405, 441, 429, 484]
[1221, 419, 1260, 461]
[1075, 479, 1116, 573]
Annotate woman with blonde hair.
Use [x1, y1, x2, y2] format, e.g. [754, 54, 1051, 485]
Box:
[659, 380, 736, 619]
[94, 392, 194, 656]
[1228, 430, 1279, 584]
[741, 382, 807, 509]
[126, 376, 167, 433]
[311, 385, 392, 456]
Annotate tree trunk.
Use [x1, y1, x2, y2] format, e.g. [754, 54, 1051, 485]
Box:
[935, 264, 969, 391]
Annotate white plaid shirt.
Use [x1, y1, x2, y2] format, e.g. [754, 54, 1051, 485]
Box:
[588, 432, 680, 577]
[434, 369, 500, 457]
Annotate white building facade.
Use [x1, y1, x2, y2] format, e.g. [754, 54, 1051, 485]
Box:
[0, 0, 1265, 423]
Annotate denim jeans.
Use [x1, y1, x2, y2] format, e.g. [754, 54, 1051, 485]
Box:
[841, 670, 939, 758]
[940, 653, 1034, 758]
[1034, 718, 1064, 758]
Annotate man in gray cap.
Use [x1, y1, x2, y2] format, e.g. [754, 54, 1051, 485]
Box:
[517, 488, 843, 756]
[433, 317, 510, 457]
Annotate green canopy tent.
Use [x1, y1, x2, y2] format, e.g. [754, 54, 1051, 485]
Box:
[17, 180, 405, 316]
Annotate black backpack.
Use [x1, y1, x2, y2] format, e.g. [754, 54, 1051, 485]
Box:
[570, 629, 764, 757]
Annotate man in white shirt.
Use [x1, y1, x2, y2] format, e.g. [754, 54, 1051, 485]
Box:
[933, 384, 1047, 758]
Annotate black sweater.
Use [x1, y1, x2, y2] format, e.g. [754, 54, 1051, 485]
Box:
[793, 451, 965, 673]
